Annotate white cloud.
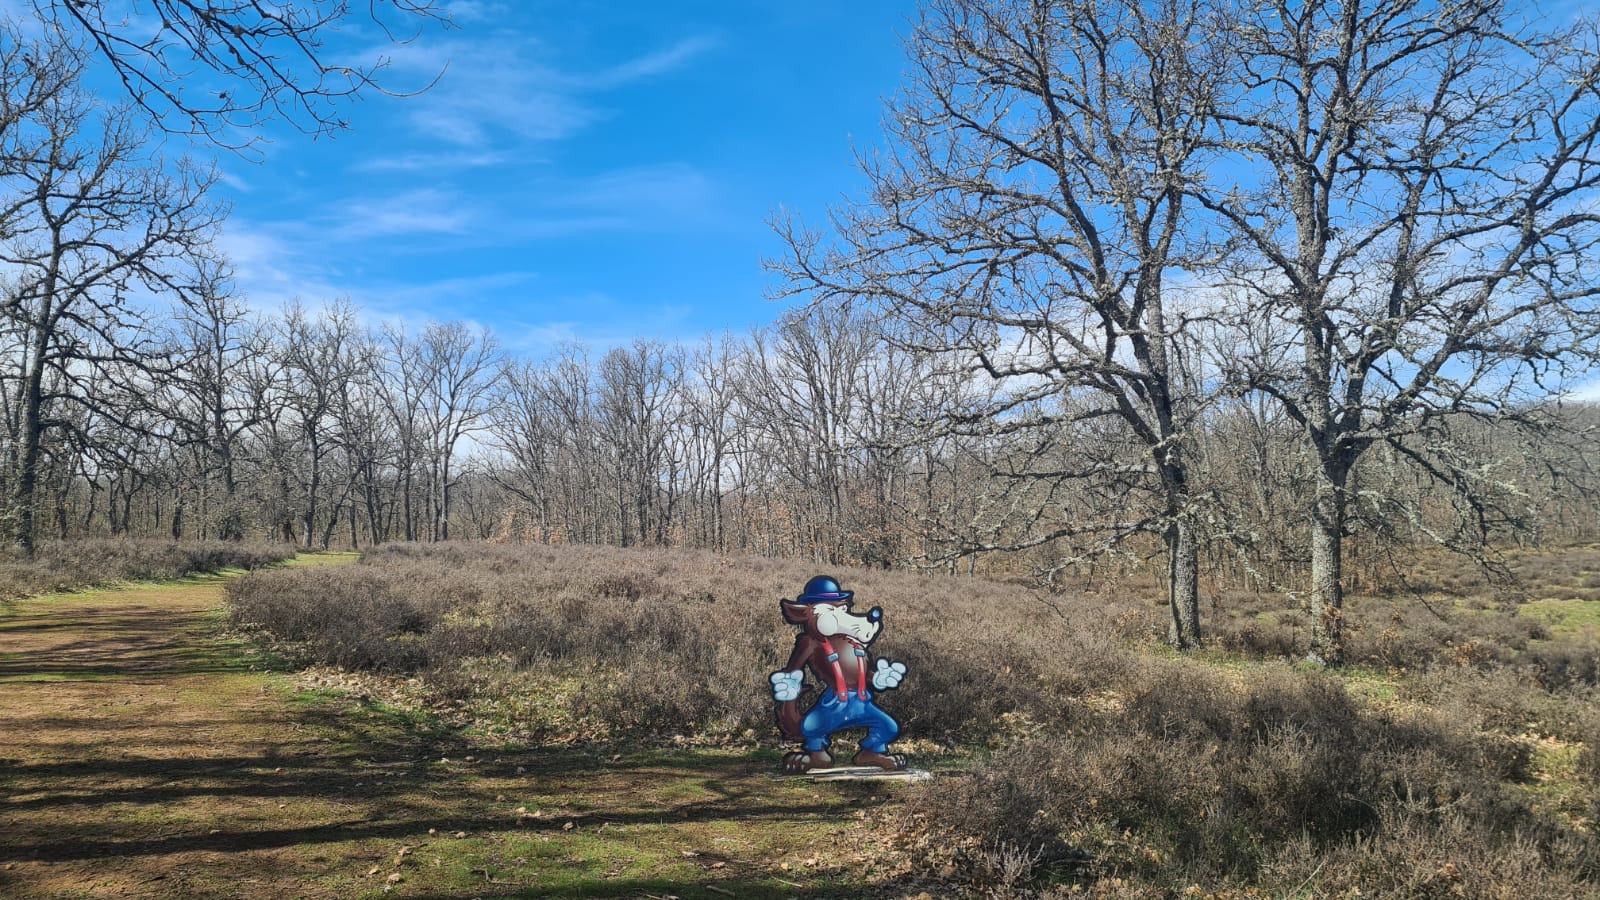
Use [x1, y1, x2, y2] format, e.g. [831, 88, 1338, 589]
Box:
[351, 149, 519, 173]
[213, 166, 251, 193]
[336, 189, 472, 239]
[497, 163, 720, 238]
[215, 224, 347, 311]
[1564, 378, 1600, 403]
[586, 36, 721, 88]
[220, 216, 543, 325]
[374, 31, 717, 149]
[441, 0, 502, 25]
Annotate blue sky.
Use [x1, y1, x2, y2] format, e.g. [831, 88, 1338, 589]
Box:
[209, 0, 918, 354]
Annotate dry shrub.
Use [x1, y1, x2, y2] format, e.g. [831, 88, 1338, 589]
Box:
[1209, 588, 1559, 677]
[0, 538, 294, 601]
[903, 661, 1594, 893]
[226, 541, 1156, 745]
[1252, 812, 1598, 900]
[223, 541, 1600, 895]
[1526, 640, 1600, 692]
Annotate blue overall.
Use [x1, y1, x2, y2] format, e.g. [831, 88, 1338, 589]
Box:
[801, 689, 900, 753]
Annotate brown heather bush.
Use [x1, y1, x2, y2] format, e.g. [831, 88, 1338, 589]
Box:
[0, 538, 295, 601]
[226, 541, 1153, 744]
[1205, 572, 1600, 701]
[900, 661, 1594, 893]
[225, 541, 1600, 895]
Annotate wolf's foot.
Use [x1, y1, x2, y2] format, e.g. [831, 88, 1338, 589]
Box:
[782, 750, 833, 775]
[854, 749, 907, 771]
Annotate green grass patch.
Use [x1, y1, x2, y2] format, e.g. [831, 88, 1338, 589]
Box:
[1521, 599, 1600, 640]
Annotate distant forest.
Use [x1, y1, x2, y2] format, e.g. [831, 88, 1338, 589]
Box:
[9, 289, 1599, 582]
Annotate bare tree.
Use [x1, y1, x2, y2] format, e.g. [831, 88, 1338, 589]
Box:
[596, 340, 678, 547]
[274, 301, 358, 549]
[775, 0, 1229, 646]
[1203, 0, 1600, 664]
[679, 334, 743, 551]
[333, 329, 396, 547]
[416, 321, 499, 541]
[0, 76, 219, 554]
[162, 255, 273, 538]
[26, 0, 449, 146]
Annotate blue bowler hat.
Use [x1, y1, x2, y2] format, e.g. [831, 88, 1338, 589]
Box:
[796, 575, 853, 603]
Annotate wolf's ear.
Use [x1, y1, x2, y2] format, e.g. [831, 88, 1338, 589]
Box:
[780, 599, 811, 625]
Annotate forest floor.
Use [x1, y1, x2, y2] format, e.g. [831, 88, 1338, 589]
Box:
[0, 555, 894, 899]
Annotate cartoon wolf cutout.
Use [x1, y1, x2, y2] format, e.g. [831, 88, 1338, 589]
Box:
[770, 576, 908, 774]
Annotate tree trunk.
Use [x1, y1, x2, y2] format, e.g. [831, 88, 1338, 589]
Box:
[440, 457, 452, 541]
[1307, 465, 1348, 666]
[1167, 517, 1202, 649]
[402, 465, 415, 541]
[9, 295, 52, 557]
[303, 433, 321, 550]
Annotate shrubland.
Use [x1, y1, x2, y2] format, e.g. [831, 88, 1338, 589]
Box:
[0, 538, 295, 601]
[226, 541, 1600, 896]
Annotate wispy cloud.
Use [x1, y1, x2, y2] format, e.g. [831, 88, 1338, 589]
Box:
[498, 294, 700, 355]
[586, 36, 721, 88]
[1564, 378, 1600, 403]
[216, 224, 348, 311]
[501, 163, 721, 238]
[377, 31, 717, 149]
[440, 0, 501, 25]
[352, 149, 519, 173]
[222, 215, 541, 323]
[336, 189, 473, 239]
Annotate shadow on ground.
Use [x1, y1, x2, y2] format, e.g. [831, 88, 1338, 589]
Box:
[0, 576, 896, 898]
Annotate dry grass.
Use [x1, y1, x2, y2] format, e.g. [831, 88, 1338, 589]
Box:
[0, 538, 295, 602]
[227, 541, 1150, 747]
[225, 541, 1600, 897]
[1207, 546, 1600, 688]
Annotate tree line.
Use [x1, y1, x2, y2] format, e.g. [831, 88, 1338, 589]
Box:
[4, 1, 1600, 667]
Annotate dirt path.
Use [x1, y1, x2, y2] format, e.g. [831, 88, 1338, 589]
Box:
[0, 560, 888, 899]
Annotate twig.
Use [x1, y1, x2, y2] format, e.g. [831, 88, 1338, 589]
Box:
[1288, 862, 1324, 898]
[471, 867, 526, 887]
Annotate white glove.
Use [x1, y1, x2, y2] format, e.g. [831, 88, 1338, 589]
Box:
[770, 670, 803, 701]
[872, 659, 907, 691]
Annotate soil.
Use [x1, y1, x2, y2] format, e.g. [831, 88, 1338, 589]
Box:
[0, 559, 894, 898]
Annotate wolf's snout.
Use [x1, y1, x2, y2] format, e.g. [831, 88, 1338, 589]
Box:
[868, 606, 882, 623]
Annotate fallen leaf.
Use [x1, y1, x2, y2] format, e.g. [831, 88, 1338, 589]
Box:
[385, 873, 403, 884]
[562, 821, 575, 831]
[454, 831, 467, 838]
[365, 866, 380, 877]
